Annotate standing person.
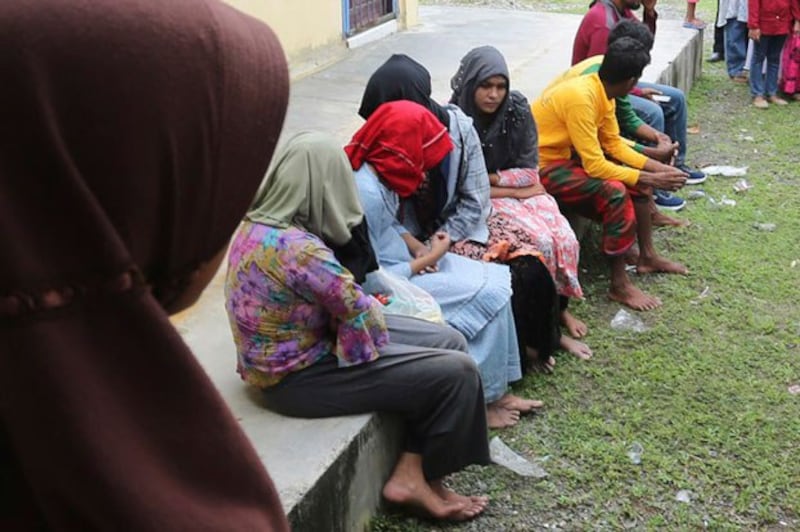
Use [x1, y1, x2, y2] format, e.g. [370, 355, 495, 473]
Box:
[533, 38, 689, 311]
[358, 54, 588, 371]
[225, 132, 490, 522]
[779, 28, 800, 98]
[684, 0, 708, 28]
[721, 0, 751, 82]
[711, 0, 727, 60]
[572, 0, 707, 205]
[448, 45, 593, 363]
[349, 101, 543, 429]
[748, 0, 800, 107]
[0, 0, 291, 529]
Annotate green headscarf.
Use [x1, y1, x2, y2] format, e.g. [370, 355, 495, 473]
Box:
[246, 131, 363, 246]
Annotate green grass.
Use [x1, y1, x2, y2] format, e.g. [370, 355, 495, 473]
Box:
[374, 1, 800, 530]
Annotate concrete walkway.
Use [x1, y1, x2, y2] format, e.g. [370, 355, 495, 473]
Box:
[173, 5, 703, 531]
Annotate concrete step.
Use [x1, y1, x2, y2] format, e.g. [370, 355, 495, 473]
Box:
[174, 6, 703, 531]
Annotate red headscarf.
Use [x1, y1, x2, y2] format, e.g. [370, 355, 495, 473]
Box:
[345, 100, 453, 198]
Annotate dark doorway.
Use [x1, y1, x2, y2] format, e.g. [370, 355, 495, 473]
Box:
[347, 0, 394, 36]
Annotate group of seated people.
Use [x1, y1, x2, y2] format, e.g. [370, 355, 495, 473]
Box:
[222, 9, 704, 521]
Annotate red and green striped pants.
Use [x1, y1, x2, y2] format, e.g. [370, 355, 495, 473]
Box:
[540, 160, 647, 257]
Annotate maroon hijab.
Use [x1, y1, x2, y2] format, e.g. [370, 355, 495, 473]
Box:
[0, 0, 289, 529]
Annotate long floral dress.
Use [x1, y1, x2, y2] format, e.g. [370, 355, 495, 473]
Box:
[451, 167, 583, 299]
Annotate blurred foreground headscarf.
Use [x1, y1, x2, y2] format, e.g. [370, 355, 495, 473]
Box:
[0, 0, 290, 529]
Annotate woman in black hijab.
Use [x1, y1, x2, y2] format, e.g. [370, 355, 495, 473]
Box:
[451, 46, 593, 363]
[0, 0, 290, 529]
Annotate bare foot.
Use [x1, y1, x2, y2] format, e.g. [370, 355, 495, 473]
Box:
[531, 355, 556, 374]
[486, 403, 520, 429]
[637, 256, 689, 275]
[383, 459, 470, 521]
[652, 210, 690, 227]
[497, 393, 544, 413]
[608, 283, 662, 311]
[431, 480, 489, 518]
[561, 309, 588, 338]
[560, 335, 593, 360]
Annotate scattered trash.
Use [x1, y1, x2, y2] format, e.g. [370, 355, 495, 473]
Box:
[708, 196, 737, 208]
[792, 260, 798, 268]
[675, 490, 694, 503]
[610, 309, 648, 333]
[701, 165, 748, 177]
[687, 125, 701, 134]
[788, 384, 800, 395]
[627, 441, 644, 465]
[708, 450, 719, 457]
[737, 133, 755, 141]
[622, 517, 639, 529]
[686, 190, 706, 200]
[698, 286, 710, 299]
[753, 222, 776, 232]
[489, 436, 548, 478]
[733, 179, 752, 193]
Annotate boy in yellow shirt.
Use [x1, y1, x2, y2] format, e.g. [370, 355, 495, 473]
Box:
[532, 37, 688, 311]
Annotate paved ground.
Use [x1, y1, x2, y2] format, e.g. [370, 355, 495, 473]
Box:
[172, 4, 703, 519]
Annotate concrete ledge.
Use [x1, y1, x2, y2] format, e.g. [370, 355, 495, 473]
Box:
[174, 7, 704, 531]
[347, 19, 398, 49]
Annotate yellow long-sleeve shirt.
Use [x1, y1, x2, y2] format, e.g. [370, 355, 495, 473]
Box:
[532, 72, 647, 186]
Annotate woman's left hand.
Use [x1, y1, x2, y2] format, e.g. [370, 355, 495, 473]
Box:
[514, 183, 546, 199]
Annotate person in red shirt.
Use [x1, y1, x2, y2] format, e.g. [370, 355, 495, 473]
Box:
[572, 0, 658, 65]
[748, 0, 800, 107]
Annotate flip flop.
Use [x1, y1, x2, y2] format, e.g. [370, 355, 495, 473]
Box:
[682, 20, 706, 30]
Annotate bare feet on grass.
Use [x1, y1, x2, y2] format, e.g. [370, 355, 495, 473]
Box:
[496, 393, 544, 413]
[652, 210, 690, 227]
[560, 335, 593, 360]
[486, 403, 520, 428]
[637, 255, 689, 275]
[561, 309, 588, 338]
[608, 282, 662, 311]
[431, 480, 488, 518]
[383, 453, 481, 521]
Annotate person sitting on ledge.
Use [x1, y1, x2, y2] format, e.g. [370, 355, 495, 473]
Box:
[349, 101, 543, 429]
[225, 131, 491, 522]
[572, 0, 708, 211]
[532, 37, 689, 311]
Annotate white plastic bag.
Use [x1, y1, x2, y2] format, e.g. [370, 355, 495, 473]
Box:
[363, 268, 444, 324]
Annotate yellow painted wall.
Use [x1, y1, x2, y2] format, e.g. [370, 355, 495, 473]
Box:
[224, 1, 419, 67]
[224, 0, 344, 60]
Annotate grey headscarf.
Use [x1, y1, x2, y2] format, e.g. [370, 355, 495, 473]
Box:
[450, 46, 538, 172]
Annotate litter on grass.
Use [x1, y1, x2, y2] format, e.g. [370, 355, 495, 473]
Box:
[701, 165, 748, 177]
[675, 490, 694, 504]
[687, 190, 706, 200]
[753, 222, 777, 232]
[489, 436, 548, 478]
[627, 441, 644, 465]
[733, 179, 752, 193]
[610, 309, 648, 333]
[788, 384, 800, 395]
[708, 196, 737, 208]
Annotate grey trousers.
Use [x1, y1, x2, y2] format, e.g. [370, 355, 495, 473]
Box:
[262, 314, 490, 480]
